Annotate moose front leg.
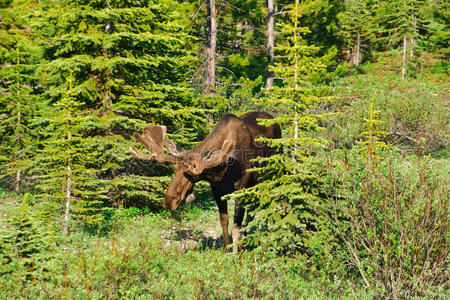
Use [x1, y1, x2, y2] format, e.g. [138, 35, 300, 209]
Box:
[212, 186, 230, 247]
[216, 199, 230, 247]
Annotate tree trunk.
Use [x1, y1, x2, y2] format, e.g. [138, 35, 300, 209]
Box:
[266, 0, 275, 88]
[235, 22, 243, 49]
[15, 48, 21, 194]
[293, 0, 299, 162]
[15, 170, 20, 194]
[63, 164, 71, 235]
[105, 1, 112, 31]
[293, 52, 298, 156]
[204, 0, 217, 94]
[63, 71, 73, 236]
[355, 30, 361, 67]
[402, 34, 407, 79]
[410, 15, 416, 58]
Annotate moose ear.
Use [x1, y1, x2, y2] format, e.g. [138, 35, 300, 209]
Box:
[202, 139, 233, 164]
[164, 140, 183, 156]
[188, 140, 234, 176]
[220, 139, 233, 157]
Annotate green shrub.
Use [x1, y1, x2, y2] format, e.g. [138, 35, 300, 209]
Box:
[0, 202, 54, 291]
[319, 99, 449, 297]
[0, 210, 367, 299]
[326, 103, 448, 297]
[329, 149, 448, 298]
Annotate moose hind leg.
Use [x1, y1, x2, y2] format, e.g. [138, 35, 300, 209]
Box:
[232, 200, 245, 252]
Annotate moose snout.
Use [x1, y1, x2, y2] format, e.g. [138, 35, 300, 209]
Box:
[185, 193, 196, 204]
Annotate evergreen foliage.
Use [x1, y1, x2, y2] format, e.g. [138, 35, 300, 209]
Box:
[0, 2, 43, 191]
[338, 0, 375, 66]
[295, 0, 343, 56]
[216, 0, 267, 81]
[375, 0, 422, 48]
[426, 0, 449, 56]
[27, 0, 207, 218]
[372, 0, 427, 77]
[31, 70, 103, 228]
[0, 202, 52, 281]
[357, 95, 392, 161]
[230, 0, 333, 256]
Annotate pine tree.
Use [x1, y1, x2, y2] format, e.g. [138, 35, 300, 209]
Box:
[0, 202, 52, 280]
[27, 0, 207, 216]
[375, 0, 423, 78]
[426, 0, 449, 57]
[0, 1, 43, 193]
[357, 95, 392, 163]
[339, 0, 375, 67]
[293, 0, 343, 56]
[31, 70, 101, 230]
[230, 0, 333, 255]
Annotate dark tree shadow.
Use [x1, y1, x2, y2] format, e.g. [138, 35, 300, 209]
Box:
[164, 227, 226, 250]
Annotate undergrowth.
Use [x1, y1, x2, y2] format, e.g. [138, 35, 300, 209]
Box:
[326, 52, 449, 154]
[0, 201, 368, 299]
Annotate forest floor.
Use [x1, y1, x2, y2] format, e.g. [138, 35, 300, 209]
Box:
[2, 191, 372, 299]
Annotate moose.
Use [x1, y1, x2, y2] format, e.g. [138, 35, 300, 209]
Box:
[130, 112, 281, 249]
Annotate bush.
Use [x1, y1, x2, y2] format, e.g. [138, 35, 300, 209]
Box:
[319, 99, 449, 297]
[326, 147, 448, 298]
[0, 202, 54, 290]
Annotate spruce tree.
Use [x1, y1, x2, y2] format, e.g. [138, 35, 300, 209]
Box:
[426, 0, 449, 57]
[230, 0, 332, 255]
[0, 202, 52, 280]
[0, 1, 43, 193]
[375, 0, 423, 78]
[28, 0, 207, 217]
[338, 0, 375, 67]
[291, 0, 342, 57]
[31, 70, 100, 230]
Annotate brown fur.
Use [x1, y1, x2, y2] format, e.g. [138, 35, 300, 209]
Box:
[132, 111, 281, 249]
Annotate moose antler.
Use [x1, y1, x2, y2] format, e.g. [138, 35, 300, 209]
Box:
[130, 125, 182, 163]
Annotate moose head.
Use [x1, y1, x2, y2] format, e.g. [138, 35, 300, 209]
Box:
[130, 125, 234, 210]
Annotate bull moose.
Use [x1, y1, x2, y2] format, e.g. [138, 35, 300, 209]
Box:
[130, 111, 281, 249]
